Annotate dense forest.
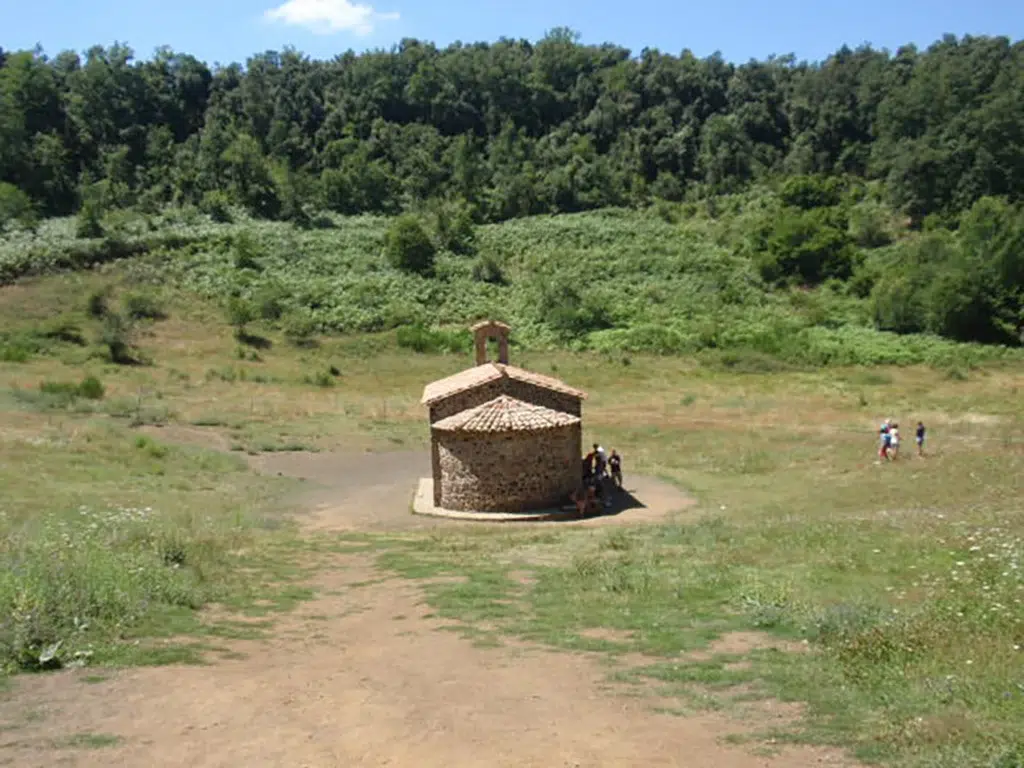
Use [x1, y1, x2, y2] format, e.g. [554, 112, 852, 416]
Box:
[0, 30, 1022, 348]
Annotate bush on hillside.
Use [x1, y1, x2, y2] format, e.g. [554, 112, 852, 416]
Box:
[123, 292, 167, 321]
[232, 232, 264, 271]
[384, 215, 436, 274]
[37, 375, 105, 404]
[429, 198, 477, 254]
[75, 200, 105, 239]
[0, 183, 38, 232]
[225, 296, 256, 336]
[254, 286, 287, 321]
[396, 324, 471, 354]
[87, 288, 110, 318]
[848, 199, 896, 248]
[778, 174, 843, 210]
[99, 312, 136, 364]
[282, 313, 318, 347]
[472, 254, 506, 284]
[541, 283, 615, 341]
[870, 200, 1024, 345]
[201, 190, 234, 223]
[759, 207, 857, 285]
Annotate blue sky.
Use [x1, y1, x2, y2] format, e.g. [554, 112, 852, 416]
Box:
[3, 0, 1023, 67]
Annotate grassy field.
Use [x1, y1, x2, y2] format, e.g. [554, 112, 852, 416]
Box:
[1, 265, 1022, 767]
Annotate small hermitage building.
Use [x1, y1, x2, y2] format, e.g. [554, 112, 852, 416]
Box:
[421, 321, 587, 513]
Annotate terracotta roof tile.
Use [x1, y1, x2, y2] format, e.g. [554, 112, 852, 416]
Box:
[501, 364, 587, 399]
[421, 363, 505, 404]
[421, 363, 587, 405]
[432, 395, 581, 433]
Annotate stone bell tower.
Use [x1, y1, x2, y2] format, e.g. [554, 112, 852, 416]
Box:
[471, 320, 510, 366]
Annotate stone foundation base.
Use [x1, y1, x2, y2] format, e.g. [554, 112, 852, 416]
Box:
[412, 478, 577, 522]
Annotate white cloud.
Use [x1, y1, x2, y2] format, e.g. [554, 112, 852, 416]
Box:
[263, 0, 399, 36]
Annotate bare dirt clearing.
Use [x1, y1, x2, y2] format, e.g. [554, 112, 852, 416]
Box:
[248, 447, 698, 532]
[0, 441, 856, 768]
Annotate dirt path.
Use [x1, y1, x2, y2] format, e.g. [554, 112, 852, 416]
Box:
[0, 554, 851, 768]
[0, 440, 856, 767]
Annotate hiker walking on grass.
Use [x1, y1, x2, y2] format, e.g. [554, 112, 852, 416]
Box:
[916, 422, 926, 456]
[879, 419, 892, 461]
[889, 423, 901, 460]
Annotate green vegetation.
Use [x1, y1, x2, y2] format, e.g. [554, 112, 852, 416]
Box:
[356, 359, 1024, 767]
[0, 32, 1022, 351]
[2, 27, 1024, 767]
[2, 200, 1022, 368]
[0, 422, 300, 672]
[0, 271, 1022, 766]
[384, 214, 437, 275]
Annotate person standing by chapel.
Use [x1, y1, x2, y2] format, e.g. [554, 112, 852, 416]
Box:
[609, 449, 623, 489]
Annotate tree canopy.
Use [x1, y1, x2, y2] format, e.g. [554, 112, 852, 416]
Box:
[0, 32, 1020, 224]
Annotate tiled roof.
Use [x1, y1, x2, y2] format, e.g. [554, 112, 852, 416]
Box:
[421, 362, 587, 405]
[432, 395, 581, 433]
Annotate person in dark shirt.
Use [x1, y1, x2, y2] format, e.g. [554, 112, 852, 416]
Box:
[915, 422, 926, 457]
[609, 449, 622, 489]
[582, 451, 595, 482]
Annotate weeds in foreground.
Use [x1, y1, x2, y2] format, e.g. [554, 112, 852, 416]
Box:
[0, 425, 305, 673]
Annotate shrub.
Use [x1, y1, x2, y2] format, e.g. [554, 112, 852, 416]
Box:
[200, 190, 234, 223]
[759, 207, 857, 285]
[134, 434, 169, 458]
[472, 254, 506, 285]
[384, 215, 436, 274]
[123, 292, 167, 321]
[225, 296, 256, 336]
[87, 288, 110, 318]
[75, 199, 105, 240]
[303, 369, 336, 388]
[36, 375, 105, 404]
[1, 343, 31, 363]
[232, 232, 263, 271]
[650, 172, 684, 203]
[282, 314, 318, 347]
[40, 318, 87, 345]
[430, 198, 477, 254]
[77, 375, 106, 400]
[99, 312, 136, 365]
[848, 200, 895, 248]
[254, 285, 287, 321]
[0, 182, 37, 232]
[541, 284, 614, 340]
[652, 199, 680, 223]
[396, 324, 471, 354]
[779, 174, 843, 210]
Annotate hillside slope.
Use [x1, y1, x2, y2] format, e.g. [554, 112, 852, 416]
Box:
[2, 183, 1021, 368]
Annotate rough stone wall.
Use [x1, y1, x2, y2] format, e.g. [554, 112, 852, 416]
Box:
[434, 424, 581, 512]
[429, 378, 582, 424]
[431, 438, 442, 506]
